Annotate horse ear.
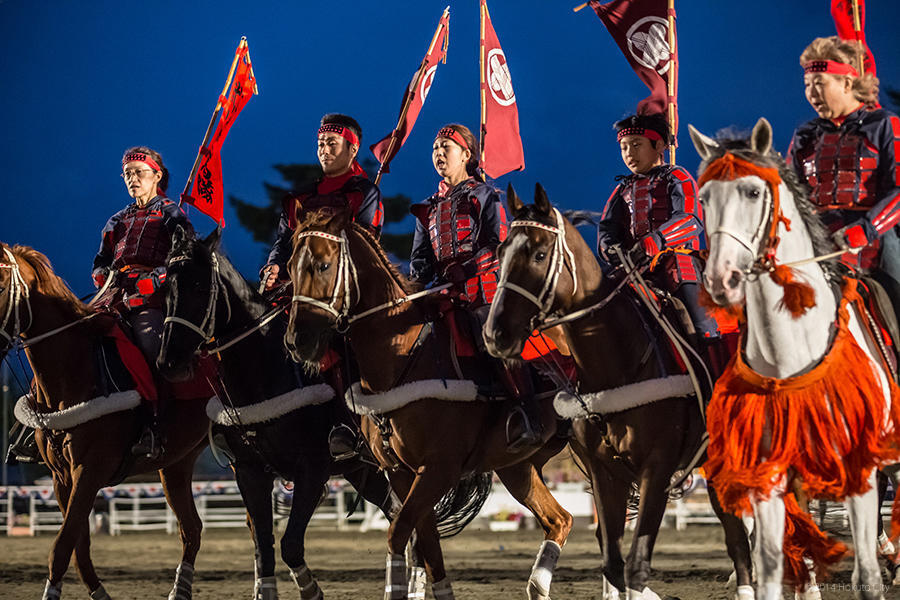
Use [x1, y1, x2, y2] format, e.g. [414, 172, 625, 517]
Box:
[171, 225, 190, 253]
[750, 117, 773, 156]
[202, 227, 222, 251]
[534, 182, 551, 215]
[506, 183, 525, 217]
[688, 124, 720, 161]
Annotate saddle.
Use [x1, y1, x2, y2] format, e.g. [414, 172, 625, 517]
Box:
[854, 276, 899, 380]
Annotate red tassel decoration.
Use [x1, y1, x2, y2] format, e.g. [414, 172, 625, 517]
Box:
[769, 264, 816, 318]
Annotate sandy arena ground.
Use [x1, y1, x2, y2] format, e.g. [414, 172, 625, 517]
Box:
[2, 523, 900, 600]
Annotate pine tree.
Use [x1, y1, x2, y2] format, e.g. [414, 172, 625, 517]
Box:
[229, 157, 415, 263]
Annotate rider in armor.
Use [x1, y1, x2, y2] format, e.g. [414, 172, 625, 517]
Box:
[261, 113, 384, 461]
[597, 113, 728, 379]
[787, 36, 900, 316]
[409, 124, 541, 450]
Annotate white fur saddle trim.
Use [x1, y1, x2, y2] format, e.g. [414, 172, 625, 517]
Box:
[15, 391, 141, 430]
[554, 375, 693, 419]
[345, 380, 479, 416]
[206, 384, 335, 426]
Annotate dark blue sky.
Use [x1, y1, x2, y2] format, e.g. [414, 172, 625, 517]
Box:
[2, 1, 898, 291]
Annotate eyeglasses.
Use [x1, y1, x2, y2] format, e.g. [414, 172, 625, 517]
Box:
[121, 168, 156, 180]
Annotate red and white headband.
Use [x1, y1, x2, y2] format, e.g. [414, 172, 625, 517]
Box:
[803, 60, 859, 78]
[318, 123, 360, 147]
[617, 127, 663, 143]
[436, 127, 470, 152]
[122, 152, 161, 172]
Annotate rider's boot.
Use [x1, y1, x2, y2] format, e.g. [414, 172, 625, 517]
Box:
[501, 363, 542, 451]
[131, 402, 163, 460]
[6, 421, 41, 465]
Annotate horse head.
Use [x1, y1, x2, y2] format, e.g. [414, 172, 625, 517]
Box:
[158, 226, 225, 382]
[484, 183, 581, 359]
[690, 117, 785, 307]
[284, 207, 354, 367]
[0, 242, 33, 358]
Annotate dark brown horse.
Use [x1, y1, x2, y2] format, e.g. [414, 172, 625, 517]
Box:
[481, 185, 753, 600]
[0, 243, 208, 600]
[284, 208, 572, 600]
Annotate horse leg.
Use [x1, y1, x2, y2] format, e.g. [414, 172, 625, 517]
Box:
[623, 461, 676, 599]
[707, 482, 753, 600]
[232, 466, 278, 600]
[386, 469, 450, 600]
[385, 465, 460, 600]
[281, 450, 331, 600]
[495, 461, 573, 600]
[45, 467, 104, 599]
[160, 453, 204, 600]
[845, 471, 884, 600]
[588, 460, 629, 599]
[753, 490, 786, 600]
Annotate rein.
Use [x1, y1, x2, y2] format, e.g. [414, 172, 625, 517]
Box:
[291, 229, 451, 328]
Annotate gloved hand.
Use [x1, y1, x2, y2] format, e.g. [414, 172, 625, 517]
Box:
[442, 263, 469, 296]
[832, 222, 870, 252]
[626, 240, 651, 268]
[260, 264, 280, 291]
[92, 268, 109, 289]
[136, 267, 166, 296]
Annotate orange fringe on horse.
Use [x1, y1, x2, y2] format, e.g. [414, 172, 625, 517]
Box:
[704, 281, 900, 585]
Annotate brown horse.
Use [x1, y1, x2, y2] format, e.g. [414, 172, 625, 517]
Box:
[0, 243, 209, 600]
[283, 208, 573, 600]
[481, 185, 753, 600]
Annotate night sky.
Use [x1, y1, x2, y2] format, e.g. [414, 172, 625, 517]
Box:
[2, 1, 899, 292]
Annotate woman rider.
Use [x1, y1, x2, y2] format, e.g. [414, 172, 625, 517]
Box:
[409, 124, 540, 450]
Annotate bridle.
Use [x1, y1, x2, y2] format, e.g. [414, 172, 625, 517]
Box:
[0, 247, 33, 351]
[495, 208, 578, 328]
[163, 252, 232, 344]
[290, 230, 359, 331]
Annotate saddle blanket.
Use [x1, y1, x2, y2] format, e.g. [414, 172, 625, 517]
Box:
[206, 384, 334, 426]
[344, 379, 478, 416]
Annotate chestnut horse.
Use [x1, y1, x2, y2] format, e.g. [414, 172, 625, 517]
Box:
[0, 243, 208, 600]
[284, 208, 572, 600]
[481, 185, 753, 600]
[156, 227, 395, 600]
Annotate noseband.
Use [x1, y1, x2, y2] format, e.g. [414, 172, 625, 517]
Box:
[291, 230, 359, 331]
[496, 208, 578, 327]
[0, 247, 33, 350]
[163, 252, 232, 343]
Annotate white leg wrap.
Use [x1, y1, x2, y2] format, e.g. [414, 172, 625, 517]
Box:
[384, 552, 407, 600]
[254, 575, 278, 600]
[760, 582, 784, 600]
[626, 586, 661, 600]
[601, 575, 620, 600]
[526, 540, 561, 600]
[289, 564, 323, 600]
[90, 583, 112, 600]
[432, 578, 455, 600]
[407, 566, 426, 600]
[167, 562, 195, 600]
[42, 580, 62, 600]
[735, 584, 755, 600]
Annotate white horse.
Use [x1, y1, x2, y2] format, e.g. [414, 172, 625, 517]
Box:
[690, 117, 900, 600]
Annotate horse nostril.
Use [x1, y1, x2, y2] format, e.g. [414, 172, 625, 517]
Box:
[726, 270, 742, 290]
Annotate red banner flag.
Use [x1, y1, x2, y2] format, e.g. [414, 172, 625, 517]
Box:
[589, 0, 673, 117]
[182, 40, 258, 226]
[480, 0, 524, 179]
[370, 7, 450, 177]
[830, 0, 876, 76]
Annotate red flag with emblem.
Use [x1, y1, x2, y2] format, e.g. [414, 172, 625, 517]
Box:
[589, 0, 673, 117]
[182, 39, 258, 227]
[370, 7, 450, 177]
[830, 0, 876, 76]
[480, 0, 524, 179]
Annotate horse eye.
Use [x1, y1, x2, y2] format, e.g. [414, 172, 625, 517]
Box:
[747, 189, 760, 199]
[534, 251, 547, 263]
[318, 263, 331, 273]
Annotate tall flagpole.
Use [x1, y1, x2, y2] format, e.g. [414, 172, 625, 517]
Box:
[850, 0, 865, 77]
[479, 0, 487, 164]
[374, 7, 450, 186]
[181, 37, 247, 204]
[666, 0, 677, 165]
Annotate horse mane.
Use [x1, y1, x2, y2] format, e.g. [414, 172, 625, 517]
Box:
[349, 223, 417, 295]
[697, 132, 840, 283]
[8, 244, 92, 316]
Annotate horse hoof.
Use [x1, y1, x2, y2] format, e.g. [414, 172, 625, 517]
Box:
[794, 584, 821, 600]
[526, 580, 550, 600]
[601, 576, 621, 600]
[735, 585, 754, 600]
[89, 584, 112, 600]
[254, 576, 278, 600]
[41, 580, 62, 600]
[625, 588, 662, 600]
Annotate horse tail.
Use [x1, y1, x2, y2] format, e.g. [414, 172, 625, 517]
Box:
[782, 493, 848, 587]
[434, 472, 493, 538]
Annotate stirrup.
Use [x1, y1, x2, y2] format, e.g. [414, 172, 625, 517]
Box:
[328, 424, 359, 461]
[132, 426, 163, 459]
[506, 405, 540, 451]
[6, 426, 41, 465]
